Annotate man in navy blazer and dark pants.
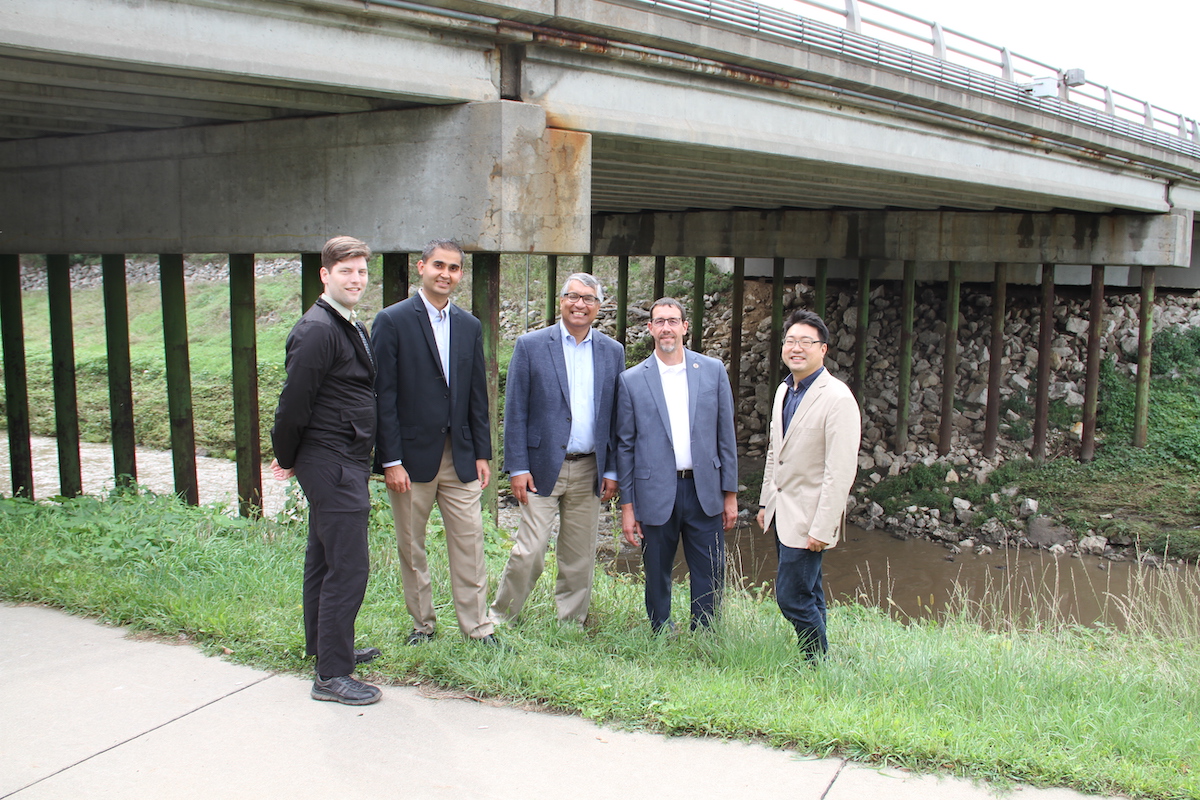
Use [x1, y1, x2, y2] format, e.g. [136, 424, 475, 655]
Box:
[617, 298, 739, 633]
[271, 235, 381, 705]
[492, 272, 625, 626]
[371, 239, 499, 645]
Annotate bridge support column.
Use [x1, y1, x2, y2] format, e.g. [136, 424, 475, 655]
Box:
[895, 259, 916, 454]
[852, 258, 870, 404]
[1080, 266, 1105, 463]
[814, 258, 828, 321]
[691, 257, 705, 352]
[729, 257, 745, 405]
[1032, 264, 1055, 462]
[160, 254, 199, 505]
[472, 252, 501, 524]
[617, 255, 630, 345]
[382, 253, 409, 309]
[301, 253, 323, 312]
[230, 254, 262, 517]
[0, 254, 33, 499]
[937, 262, 961, 457]
[983, 262, 1008, 458]
[770, 257, 785, 390]
[48, 255, 82, 498]
[545, 255, 558, 327]
[1134, 266, 1156, 448]
[653, 256, 666, 302]
[102, 254, 137, 487]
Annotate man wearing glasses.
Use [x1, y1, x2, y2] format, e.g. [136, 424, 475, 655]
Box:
[616, 298, 738, 633]
[491, 273, 625, 626]
[757, 308, 860, 660]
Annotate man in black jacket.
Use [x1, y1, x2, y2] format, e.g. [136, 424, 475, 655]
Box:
[371, 239, 498, 645]
[271, 235, 382, 705]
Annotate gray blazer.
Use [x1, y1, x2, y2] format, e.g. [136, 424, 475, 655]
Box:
[503, 323, 625, 496]
[616, 349, 738, 526]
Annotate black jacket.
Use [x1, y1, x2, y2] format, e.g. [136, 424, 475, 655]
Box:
[371, 293, 491, 484]
[272, 298, 377, 469]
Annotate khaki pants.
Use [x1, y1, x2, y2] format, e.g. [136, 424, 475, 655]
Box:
[388, 440, 494, 638]
[491, 457, 600, 624]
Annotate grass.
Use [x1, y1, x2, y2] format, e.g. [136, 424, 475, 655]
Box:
[2, 488, 1199, 799]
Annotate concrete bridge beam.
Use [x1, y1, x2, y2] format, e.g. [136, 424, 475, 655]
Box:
[1, 102, 591, 254]
[592, 208, 1193, 268]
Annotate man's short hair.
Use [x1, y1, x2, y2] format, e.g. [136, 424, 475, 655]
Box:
[784, 308, 830, 345]
[421, 238, 465, 262]
[649, 297, 686, 320]
[561, 272, 604, 304]
[322, 236, 371, 269]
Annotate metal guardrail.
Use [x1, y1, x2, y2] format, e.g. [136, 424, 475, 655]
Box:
[634, 0, 1200, 159]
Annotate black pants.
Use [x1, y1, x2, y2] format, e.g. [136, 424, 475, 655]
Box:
[295, 458, 371, 678]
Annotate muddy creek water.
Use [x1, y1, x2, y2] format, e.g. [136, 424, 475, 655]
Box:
[5, 434, 1197, 629]
[609, 522, 1200, 630]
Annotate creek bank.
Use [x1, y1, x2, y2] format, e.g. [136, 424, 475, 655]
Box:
[23, 257, 1200, 562]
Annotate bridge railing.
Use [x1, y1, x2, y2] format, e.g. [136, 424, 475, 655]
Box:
[635, 0, 1199, 158]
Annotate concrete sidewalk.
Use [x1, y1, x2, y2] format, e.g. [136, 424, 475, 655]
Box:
[2, 604, 1112, 800]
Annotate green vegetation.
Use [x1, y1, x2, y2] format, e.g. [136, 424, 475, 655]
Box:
[2, 488, 1198, 800]
[866, 337, 1200, 560]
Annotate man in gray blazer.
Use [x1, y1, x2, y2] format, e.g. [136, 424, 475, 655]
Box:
[491, 273, 625, 626]
[616, 298, 738, 633]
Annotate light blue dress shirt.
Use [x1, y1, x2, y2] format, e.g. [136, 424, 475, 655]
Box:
[419, 289, 451, 387]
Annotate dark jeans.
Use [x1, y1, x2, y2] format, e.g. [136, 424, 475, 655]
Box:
[775, 535, 827, 658]
[295, 458, 371, 679]
[641, 476, 725, 632]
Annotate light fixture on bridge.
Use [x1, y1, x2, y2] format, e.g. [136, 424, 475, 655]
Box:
[1021, 69, 1085, 98]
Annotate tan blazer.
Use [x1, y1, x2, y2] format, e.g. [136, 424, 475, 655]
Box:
[759, 368, 861, 549]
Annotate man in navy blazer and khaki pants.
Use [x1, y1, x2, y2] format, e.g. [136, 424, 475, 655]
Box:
[617, 297, 738, 632]
[371, 239, 498, 645]
[492, 272, 625, 625]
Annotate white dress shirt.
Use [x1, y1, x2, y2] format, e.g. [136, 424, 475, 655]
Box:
[655, 353, 693, 471]
[419, 289, 451, 387]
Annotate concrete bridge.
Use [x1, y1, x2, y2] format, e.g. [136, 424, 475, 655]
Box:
[1, 0, 1198, 509]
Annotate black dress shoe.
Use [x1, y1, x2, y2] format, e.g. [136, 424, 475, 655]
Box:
[311, 675, 381, 705]
[406, 629, 434, 645]
[354, 647, 382, 664]
[475, 634, 513, 652]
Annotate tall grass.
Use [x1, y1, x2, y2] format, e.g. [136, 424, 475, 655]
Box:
[2, 489, 1198, 799]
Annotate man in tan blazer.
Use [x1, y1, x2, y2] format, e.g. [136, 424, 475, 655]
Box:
[757, 309, 861, 659]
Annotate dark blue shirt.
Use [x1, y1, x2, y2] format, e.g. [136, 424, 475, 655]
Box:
[782, 367, 824, 434]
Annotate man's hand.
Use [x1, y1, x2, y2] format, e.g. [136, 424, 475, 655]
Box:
[756, 508, 766, 531]
[384, 464, 411, 493]
[476, 459, 491, 489]
[621, 503, 643, 547]
[802, 536, 827, 553]
[722, 492, 738, 531]
[270, 458, 294, 481]
[511, 472, 536, 504]
[600, 478, 619, 503]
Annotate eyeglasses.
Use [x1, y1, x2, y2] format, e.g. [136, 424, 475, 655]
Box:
[783, 337, 825, 349]
[562, 292, 599, 306]
[650, 317, 685, 328]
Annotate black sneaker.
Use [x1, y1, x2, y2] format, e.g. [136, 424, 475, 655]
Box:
[354, 647, 382, 664]
[311, 675, 381, 705]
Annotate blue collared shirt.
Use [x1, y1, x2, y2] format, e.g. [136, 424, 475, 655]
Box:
[782, 367, 823, 434]
[561, 321, 597, 455]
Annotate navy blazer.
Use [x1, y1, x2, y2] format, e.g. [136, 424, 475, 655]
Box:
[503, 323, 625, 496]
[616, 349, 738, 526]
[371, 293, 491, 484]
